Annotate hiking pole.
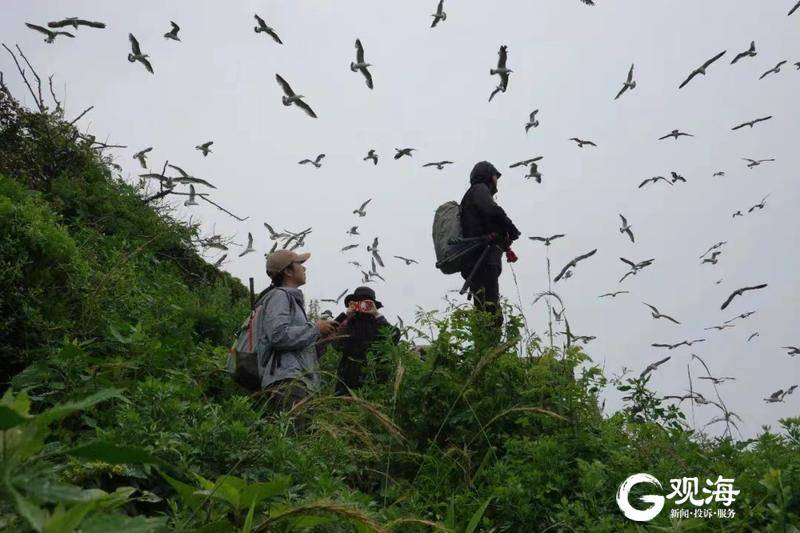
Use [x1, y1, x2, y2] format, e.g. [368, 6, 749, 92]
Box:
[460, 243, 493, 295]
[249, 277, 255, 311]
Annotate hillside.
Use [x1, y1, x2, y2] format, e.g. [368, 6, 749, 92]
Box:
[1, 85, 799, 531]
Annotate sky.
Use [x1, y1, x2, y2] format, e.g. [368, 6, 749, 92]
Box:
[2, 0, 799, 439]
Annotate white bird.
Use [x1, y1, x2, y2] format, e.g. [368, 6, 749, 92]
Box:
[346, 226, 359, 236]
[524, 110, 540, 132]
[394, 256, 418, 265]
[132, 147, 152, 169]
[423, 161, 454, 170]
[128, 33, 153, 74]
[619, 214, 634, 243]
[25, 23, 74, 43]
[238, 233, 255, 257]
[351, 39, 374, 89]
[167, 164, 216, 188]
[47, 17, 106, 30]
[353, 198, 372, 217]
[730, 41, 756, 64]
[431, 0, 447, 28]
[678, 50, 726, 89]
[299, 154, 325, 168]
[275, 74, 317, 118]
[489, 45, 511, 100]
[642, 302, 681, 325]
[759, 61, 787, 80]
[195, 141, 213, 157]
[394, 148, 415, 159]
[184, 185, 198, 206]
[254, 14, 282, 44]
[615, 64, 636, 100]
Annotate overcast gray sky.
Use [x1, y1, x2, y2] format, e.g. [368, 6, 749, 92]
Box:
[3, 0, 799, 438]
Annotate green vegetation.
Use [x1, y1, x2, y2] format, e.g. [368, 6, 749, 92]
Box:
[1, 86, 798, 532]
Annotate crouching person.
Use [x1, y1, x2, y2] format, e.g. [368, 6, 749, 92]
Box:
[330, 287, 401, 396]
[259, 250, 338, 421]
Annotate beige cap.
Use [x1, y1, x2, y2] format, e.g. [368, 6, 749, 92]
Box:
[266, 250, 310, 278]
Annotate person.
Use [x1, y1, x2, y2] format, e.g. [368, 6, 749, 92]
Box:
[328, 287, 401, 395]
[259, 250, 338, 414]
[459, 161, 521, 333]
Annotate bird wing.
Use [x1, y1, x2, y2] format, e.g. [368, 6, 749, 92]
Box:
[627, 63, 634, 82]
[662, 314, 681, 325]
[614, 85, 628, 100]
[642, 302, 659, 314]
[170, 21, 179, 32]
[372, 250, 384, 267]
[360, 66, 374, 89]
[298, 159, 312, 165]
[294, 98, 318, 118]
[315, 154, 326, 164]
[638, 178, 652, 188]
[167, 164, 188, 177]
[551, 234, 565, 240]
[742, 158, 757, 164]
[129, 33, 142, 55]
[624, 228, 635, 243]
[528, 236, 546, 242]
[488, 86, 502, 102]
[755, 116, 772, 124]
[275, 74, 294, 96]
[790, 0, 800, 15]
[423, 163, 437, 167]
[573, 249, 598, 265]
[355, 39, 365, 63]
[246, 233, 253, 247]
[181, 177, 216, 189]
[26, 23, 53, 36]
[620, 257, 636, 268]
[720, 289, 741, 310]
[497, 45, 507, 69]
[701, 50, 727, 69]
[77, 19, 106, 28]
[266, 28, 283, 44]
[509, 160, 528, 168]
[359, 198, 372, 211]
[731, 122, 747, 131]
[140, 57, 154, 74]
[254, 14, 266, 28]
[139, 173, 170, 182]
[436, 0, 445, 15]
[47, 19, 73, 28]
[619, 214, 627, 226]
[678, 70, 699, 89]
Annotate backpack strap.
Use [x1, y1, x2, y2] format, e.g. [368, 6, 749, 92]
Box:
[267, 288, 299, 375]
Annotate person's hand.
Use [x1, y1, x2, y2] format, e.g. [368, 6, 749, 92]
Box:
[317, 320, 337, 337]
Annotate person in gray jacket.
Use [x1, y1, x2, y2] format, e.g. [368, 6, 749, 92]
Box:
[259, 250, 338, 412]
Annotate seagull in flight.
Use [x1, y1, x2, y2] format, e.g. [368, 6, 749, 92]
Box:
[599, 291, 629, 298]
[698, 376, 736, 385]
[346, 226, 359, 236]
[254, 14, 282, 44]
[747, 332, 760, 342]
[524, 160, 543, 182]
[553, 249, 598, 282]
[431, 0, 447, 27]
[195, 141, 213, 157]
[569, 138, 597, 148]
[713, 171, 726, 177]
[615, 64, 636, 100]
[132, 147, 152, 169]
[351, 39, 374, 89]
[164, 21, 180, 41]
[529, 234, 565, 246]
[238, 233, 255, 257]
[489, 45, 512, 100]
[678, 49, 726, 89]
[128, 34, 153, 73]
[25, 23, 74, 43]
[640, 356, 671, 378]
[263, 223, 289, 241]
[524, 110, 540, 132]
[321, 288, 348, 304]
[367, 237, 384, 267]
[659, 129, 693, 140]
[341, 244, 359, 252]
[299, 154, 326, 168]
[699, 241, 726, 259]
[701, 251, 722, 265]
[732, 210, 743, 218]
[642, 302, 681, 325]
[619, 214, 634, 243]
[183, 185, 199, 207]
[394, 148, 415, 159]
[167, 164, 216, 188]
[730, 41, 756, 64]
[353, 198, 372, 217]
[48, 17, 106, 30]
[363, 149, 378, 165]
[724, 311, 756, 324]
[781, 346, 800, 356]
[720, 284, 767, 310]
[732, 116, 772, 131]
[275, 74, 317, 118]
[652, 339, 705, 349]
[394, 256, 419, 265]
[423, 161, 454, 170]
[670, 171, 686, 184]
[743, 158, 774, 169]
[747, 194, 770, 213]
[619, 257, 654, 282]
[510, 156, 543, 169]
[759, 61, 787, 80]
[704, 324, 735, 332]
[638, 176, 673, 189]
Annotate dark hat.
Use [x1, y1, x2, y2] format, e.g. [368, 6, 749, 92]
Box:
[469, 161, 501, 194]
[344, 286, 383, 308]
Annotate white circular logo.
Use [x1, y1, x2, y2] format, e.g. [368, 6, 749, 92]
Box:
[616, 473, 665, 522]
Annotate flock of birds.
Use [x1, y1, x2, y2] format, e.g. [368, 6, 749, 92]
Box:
[17, 1, 800, 435]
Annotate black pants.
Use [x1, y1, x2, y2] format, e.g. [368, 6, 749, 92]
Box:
[462, 262, 503, 330]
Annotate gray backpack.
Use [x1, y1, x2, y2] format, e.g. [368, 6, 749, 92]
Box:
[432, 201, 466, 274]
[228, 291, 274, 391]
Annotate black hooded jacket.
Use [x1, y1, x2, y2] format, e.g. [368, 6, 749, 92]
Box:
[460, 161, 521, 268]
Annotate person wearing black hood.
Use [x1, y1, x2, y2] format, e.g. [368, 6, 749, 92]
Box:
[459, 161, 521, 331]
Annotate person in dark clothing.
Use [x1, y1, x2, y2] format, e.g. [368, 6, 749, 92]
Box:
[329, 287, 401, 395]
[459, 161, 521, 331]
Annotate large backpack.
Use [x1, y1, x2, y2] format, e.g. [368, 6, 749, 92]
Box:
[228, 291, 272, 391]
[432, 201, 468, 274]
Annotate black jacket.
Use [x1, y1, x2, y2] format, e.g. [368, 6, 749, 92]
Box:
[460, 163, 521, 268]
[331, 312, 401, 394]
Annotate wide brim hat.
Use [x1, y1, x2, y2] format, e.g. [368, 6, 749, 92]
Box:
[344, 286, 383, 309]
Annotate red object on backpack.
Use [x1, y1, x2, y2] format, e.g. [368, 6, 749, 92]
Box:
[505, 246, 518, 263]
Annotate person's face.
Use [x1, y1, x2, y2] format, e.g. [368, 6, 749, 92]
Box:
[491, 174, 499, 188]
[287, 261, 307, 286]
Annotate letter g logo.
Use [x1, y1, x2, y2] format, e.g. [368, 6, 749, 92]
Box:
[616, 473, 665, 522]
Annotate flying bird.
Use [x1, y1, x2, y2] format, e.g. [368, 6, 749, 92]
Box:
[553, 249, 598, 282]
[781, 346, 800, 356]
[599, 291, 629, 298]
[659, 129, 693, 140]
[524, 110, 540, 132]
[195, 141, 213, 157]
[423, 161, 454, 170]
[167, 164, 216, 188]
[529, 234, 565, 246]
[699, 241, 726, 259]
[619, 257, 654, 282]
[346, 226, 359, 236]
[431, 0, 447, 27]
[670, 171, 686, 184]
[394, 256, 419, 265]
[640, 356, 671, 378]
[184, 185, 198, 206]
[299, 154, 326, 168]
[730, 41, 756, 64]
[26, 23, 74, 43]
[569, 138, 597, 148]
[747, 332, 760, 342]
[353, 198, 372, 217]
[638, 176, 673, 189]
[368, 237, 384, 267]
[759, 61, 787, 80]
[254, 14, 282, 44]
[642, 302, 681, 325]
[713, 171, 726, 177]
[678, 50, 726, 89]
[720, 284, 768, 310]
[213, 254, 227, 268]
[732, 116, 772, 131]
[275, 74, 317, 118]
[489, 45, 512, 100]
[363, 149, 378, 165]
[747, 194, 769, 213]
[164, 21, 180, 41]
[132, 147, 152, 169]
[743, 158, 774, 169]
[732, 210, 743, 218]
[351, 39, 374, 89]
[510, 156, 543, 168]
[701, 251, 722, 265]
[341, 244, 359, 252]
[321, 288, 348, 304]
[619, 214, 634, 243]
[238, 233, 255, 257]
[524, 160, 543, 183]
[394, 148, 415, 159]
[128, 33, 153, 73]
[698, 376, 736, 385]
[704, 324, 735, 331]
[47, 17, 106, 30]
[615, 64, 636, 100]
